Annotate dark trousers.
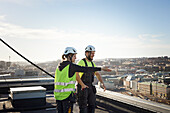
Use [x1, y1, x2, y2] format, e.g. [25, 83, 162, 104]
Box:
[78, 86, 96, 113]
[56, 98, 73, 113]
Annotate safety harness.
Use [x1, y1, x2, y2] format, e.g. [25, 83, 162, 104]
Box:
[81, 58, 95, 85]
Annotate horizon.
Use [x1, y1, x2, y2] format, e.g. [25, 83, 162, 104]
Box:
[0, 55, 169, 63]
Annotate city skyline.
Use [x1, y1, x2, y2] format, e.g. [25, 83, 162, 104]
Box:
[0, 0, 170, 62]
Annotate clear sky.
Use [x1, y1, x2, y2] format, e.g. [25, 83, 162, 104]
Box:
[0, 0, 170, 62]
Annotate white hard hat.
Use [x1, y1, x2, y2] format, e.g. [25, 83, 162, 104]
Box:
[64, 47, 77, 55]
[85, 45, 95, 52]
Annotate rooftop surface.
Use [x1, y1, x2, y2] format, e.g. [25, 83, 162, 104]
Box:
[0, 93, 127, 113]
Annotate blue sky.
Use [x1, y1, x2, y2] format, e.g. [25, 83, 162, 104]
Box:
[0, 0, 170, 62]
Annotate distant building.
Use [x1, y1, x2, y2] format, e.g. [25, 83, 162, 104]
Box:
[152, 82, 170, 100]
[123, 75, 136, 88]
[105, 78, 120, 86]
[164, 66, 170, 72]
[14, 69, 25, 76]
[25, 70, 39, 76]
[0, 61, 6, 69]
[122, 61, 135, 65]
[6, 62, 11, 68]
[163, 77, 170, 85]
[138, 82, 170, 100]
[136, 69, 147, 74]
[138, 82, 152, 95]
[130, 80, 138, 91]
[152, 66, 159, 72]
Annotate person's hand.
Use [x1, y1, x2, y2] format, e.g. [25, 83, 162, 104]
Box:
[101, 67, 112, 72]
[81, 84, 89, 90]
[101, 83, 106, 92]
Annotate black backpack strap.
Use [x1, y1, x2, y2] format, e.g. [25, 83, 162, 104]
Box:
[82, 58, 88, 67]
[82, 58, 94, 67]
[91, 61, 95, 76]
[91, 61, 94, 67]
[80, 58, 88, 82]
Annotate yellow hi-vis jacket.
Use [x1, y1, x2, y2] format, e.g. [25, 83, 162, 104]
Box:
[54, 64, 76, 100]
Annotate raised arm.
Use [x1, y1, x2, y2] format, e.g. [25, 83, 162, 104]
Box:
[71, 63, 111, 73]
[71, 63, 101, 73]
